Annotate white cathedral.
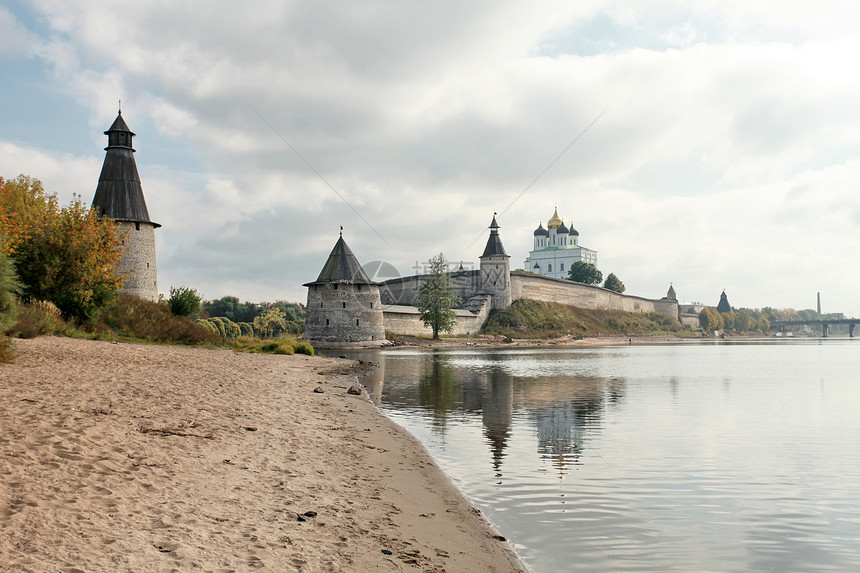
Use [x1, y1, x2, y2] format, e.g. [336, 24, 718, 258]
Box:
[524, 207, 598, 279]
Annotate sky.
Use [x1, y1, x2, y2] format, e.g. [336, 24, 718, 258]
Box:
[1, 0, 858, 315]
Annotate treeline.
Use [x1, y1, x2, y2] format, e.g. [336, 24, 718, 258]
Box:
[195, 296, 305, 340]
[699, 307, 826, 333]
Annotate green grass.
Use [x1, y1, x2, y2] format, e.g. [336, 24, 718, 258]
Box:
[481, 299, 689, 339]
[230, 336, 314, 356]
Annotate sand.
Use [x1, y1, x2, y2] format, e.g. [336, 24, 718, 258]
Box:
[0, 337, 524, 572]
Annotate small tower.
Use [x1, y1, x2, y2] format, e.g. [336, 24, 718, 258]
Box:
[666, 284, 677, 301]
[480, 213, 512, 309]
[92, 108, 160, 301]
[303, 232, 385, 345]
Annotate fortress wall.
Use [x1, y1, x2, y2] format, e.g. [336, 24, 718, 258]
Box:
[117, 221, 158, 301]
[510, 272, 679, 318]
[380, 271, 481, 305]
[382, 296, 492, 337]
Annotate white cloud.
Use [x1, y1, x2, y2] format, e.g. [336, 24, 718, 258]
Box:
[2, 0, 858, 312]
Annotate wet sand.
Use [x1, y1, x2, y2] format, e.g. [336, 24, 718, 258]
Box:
[0, 337, 524, 572]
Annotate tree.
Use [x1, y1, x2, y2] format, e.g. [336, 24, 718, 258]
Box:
[0, 236, 18, 332]
[0, 236, 18, 362]
[253, 307, 287, 338]
[568, 261, 602, 285]
[0, 176, 126, 323]
[168, 286, 202, 317]
[699, 308, 723, 331]
[416, 253, 460, 339]
[603, 273, 625, 293]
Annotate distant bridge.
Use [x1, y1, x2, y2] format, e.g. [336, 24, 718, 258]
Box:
[770, 318, 858, 338]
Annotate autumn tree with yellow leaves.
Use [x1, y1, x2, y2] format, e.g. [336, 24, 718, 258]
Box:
[0, 175, 127, 322]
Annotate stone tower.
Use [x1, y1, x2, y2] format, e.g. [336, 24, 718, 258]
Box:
[92, 109, 160, 301]
[480, 214, 512, 309]
[303, 233, 386, 346]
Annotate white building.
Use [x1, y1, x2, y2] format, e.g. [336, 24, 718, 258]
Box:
[524, 208, 597, 280]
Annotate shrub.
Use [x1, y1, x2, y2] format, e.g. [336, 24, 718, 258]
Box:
[168, 286, 202, 317]
[100, 294, 222, 345]
[231, 335, 314, 356]
[238, 322, 255, 337]
[7, 300, 69, 339]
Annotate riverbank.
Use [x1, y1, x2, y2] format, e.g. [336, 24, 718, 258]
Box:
[0, 337, 524, 572]
[387, 332, 707, 350]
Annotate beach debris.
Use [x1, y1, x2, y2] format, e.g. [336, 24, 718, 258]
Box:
[243, 426, 257, 431]
[296, 510, 317, 522]
[381, 549, 393, 555]
[313, 387, 324, 393]
[347, 385, 362, 395]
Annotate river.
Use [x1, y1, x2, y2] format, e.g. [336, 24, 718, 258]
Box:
[352, 338, 860, 572]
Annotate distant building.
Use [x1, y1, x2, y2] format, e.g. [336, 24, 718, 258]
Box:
[524, 207, 597, 279]
[91, 109, 160, 301]
[304, 215, 679, 347]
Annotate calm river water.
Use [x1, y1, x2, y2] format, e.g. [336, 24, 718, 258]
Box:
[352, 338, 860, 572]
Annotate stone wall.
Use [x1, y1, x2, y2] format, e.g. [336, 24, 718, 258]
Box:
[381, 294, 492, 337]
[510, 271, 679, 318]
[118, 221, 158, 301]
[380, 270, 481, 306]
[305, 282, 386, 343]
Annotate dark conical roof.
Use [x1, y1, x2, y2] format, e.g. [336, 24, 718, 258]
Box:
[481, 214, 508, 257]
[91, 111, 159, 227]
[106, 112, 134, 136]
[717, 290, 731, 313]
[557, 221, 569, 234]
[304, 235, 376, 286]
[534, 223, 548, 236]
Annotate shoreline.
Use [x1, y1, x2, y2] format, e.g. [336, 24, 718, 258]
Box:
[0, 337, 525, 572]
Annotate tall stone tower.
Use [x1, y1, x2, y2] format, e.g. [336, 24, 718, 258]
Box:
[92, 109, 160, 301]
[303, 233, 386, 346]
[480, 214, 512, 309]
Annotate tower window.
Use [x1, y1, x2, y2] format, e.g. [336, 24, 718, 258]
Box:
[343, 302, 346, 308]
[326, 319, 330, 326]
[560, 263, 564, 271]
[548, 264, 552, 272]
[135, 222, 140, 231]
[356, 319, 360, 326]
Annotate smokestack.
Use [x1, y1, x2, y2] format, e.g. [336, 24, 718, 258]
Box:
[817, 292, 821, 315]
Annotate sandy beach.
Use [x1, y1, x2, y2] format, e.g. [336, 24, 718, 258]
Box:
[0, 337, 524, 572]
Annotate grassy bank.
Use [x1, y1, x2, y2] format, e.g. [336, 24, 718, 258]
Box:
[482, 299, 689, 339]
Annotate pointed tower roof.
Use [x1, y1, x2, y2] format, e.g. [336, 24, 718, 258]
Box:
[303, 234, 376, 286]
[481, 213, 508, 257]
[717, 290, 731, 313]
[533, 222, 548, 236]
[666, 284, 677, 301]
[91, 110, 160, 227]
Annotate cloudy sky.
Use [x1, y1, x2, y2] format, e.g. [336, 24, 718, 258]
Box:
[1, 1, 858, 314]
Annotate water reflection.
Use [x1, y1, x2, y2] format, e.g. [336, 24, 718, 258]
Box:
[351, 341, 860, 573]
[359, 349, 627, 479]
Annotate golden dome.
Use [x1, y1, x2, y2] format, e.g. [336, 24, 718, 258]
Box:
[547, 207, 563, 229]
